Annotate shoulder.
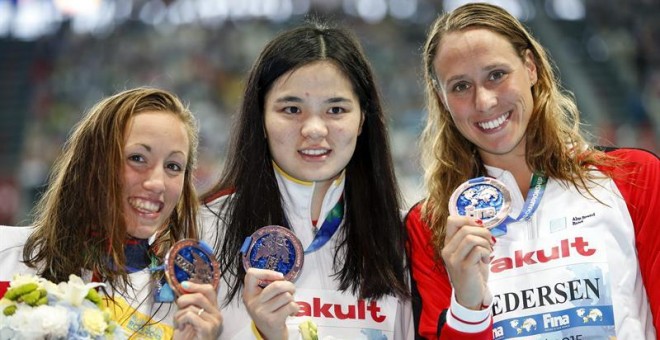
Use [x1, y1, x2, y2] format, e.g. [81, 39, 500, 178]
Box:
[594, 147, 658, 234]
[0, 226, 37, 287]
[0, 225, 34, 249]
[199, 190, 235, 242]
[595, 147, 658, 188]
[599, 147, 658, 164]
[202, 187, 235, 205]
[404, 201, 424, 224]
[404, 200, 433, 241]
[200, 189, 234, 217]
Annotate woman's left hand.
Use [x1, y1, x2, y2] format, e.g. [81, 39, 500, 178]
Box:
[173, 281, 223, 340]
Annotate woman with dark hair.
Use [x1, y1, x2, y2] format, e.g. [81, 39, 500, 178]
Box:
[407, 2, 659, 339]
[0, 87, 222, 339]
[201, 22, 412, 339]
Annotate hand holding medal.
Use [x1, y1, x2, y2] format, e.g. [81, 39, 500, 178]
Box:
[164, 239, 223, 339]
[445, 177, 508, 310]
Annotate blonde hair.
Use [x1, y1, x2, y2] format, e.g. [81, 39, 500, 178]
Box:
[420, 3, 612, 256]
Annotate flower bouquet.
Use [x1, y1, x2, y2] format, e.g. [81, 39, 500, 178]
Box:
[298, 319, 318, 340]
[0, 274, 124, 339]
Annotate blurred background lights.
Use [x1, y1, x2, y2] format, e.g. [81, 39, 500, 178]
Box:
[546, 0, 585, 21]
[357, 0, 388, 23]
[389, 0, 417, 20]
[0, 0, 656, 225]
[54, 0, 102, 16]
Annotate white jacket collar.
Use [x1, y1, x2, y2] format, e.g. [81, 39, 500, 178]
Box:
[273, 162, 345, 230]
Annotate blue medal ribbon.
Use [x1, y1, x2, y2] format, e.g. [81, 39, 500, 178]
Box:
[124, 238, 151, 273]
[122, 237, 175, 302]
[303, 196, 344, 254]
[491, 173, 548, 237]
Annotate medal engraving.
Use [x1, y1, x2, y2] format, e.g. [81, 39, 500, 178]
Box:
[242, 225, 304, 282]
[164, 239, 220, 296]
[449, 177, 512, 228]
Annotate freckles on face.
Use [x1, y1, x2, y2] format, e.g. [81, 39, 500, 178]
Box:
[264, 61, 363, 185]
[122, 111, 189, 239]
[433, 28, 537, 160]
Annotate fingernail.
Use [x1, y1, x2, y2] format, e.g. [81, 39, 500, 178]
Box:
[475, 219, 483, 226]
[491, 236, 497, 245]
[181, 281, 190, 289]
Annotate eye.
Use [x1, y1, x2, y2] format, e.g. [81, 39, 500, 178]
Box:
[166, 162, 184, 173]
[328, 107, 346, 114]
[128, 154, 145, 163]
[452, 81, 471, 93]
[489, 70, 507, 81]
[283, 106, 301, 114]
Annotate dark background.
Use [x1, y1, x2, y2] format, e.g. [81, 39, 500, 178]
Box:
[0, 0, 657, 224]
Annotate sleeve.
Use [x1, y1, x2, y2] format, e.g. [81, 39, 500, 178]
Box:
[0, 225, 36, 298]
[605, 148, 660, 334]
[405, 204, 492, 340]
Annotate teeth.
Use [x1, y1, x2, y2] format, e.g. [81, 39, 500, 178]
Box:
[129, 198, 160, 213]
[301, 149, 328, 156]
[478, 112, 510, 130]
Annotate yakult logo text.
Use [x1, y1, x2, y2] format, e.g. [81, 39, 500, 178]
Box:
[491, 237, 596, 273]
[295, 298, 386, 322]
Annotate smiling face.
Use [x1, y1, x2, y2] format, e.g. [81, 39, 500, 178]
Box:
[264, 61, 363, 185]
[122, 111, 189, 239]
[433, 28, 537, 165]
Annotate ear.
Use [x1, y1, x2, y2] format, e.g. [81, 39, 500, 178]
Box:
[523, 49, 538, 86]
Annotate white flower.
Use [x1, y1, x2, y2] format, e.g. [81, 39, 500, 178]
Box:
[5, 304, 47, 339]
[81, 308, 108, 336]
[52, 274, 104, 307]
[0, 274, 122, 339]
[32, 305, 69, 338]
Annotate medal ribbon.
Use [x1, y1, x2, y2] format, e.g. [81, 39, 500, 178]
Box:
[117, 237, 175, 302]
[124, 238, 151, 273]
[303, 195, 344, 254]
[491, 173, 548, 237]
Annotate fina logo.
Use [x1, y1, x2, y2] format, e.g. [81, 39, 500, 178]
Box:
[576, 308, 603, 323]
[510, 318, 537, 334]
[463, 187, 499, 220]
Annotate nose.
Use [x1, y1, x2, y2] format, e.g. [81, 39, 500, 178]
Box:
[300, 115, 328, 140]
[143, 166, 166, 194]
[475, 86, 497, 113]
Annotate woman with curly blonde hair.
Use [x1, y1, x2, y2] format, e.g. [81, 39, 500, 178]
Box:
[406, 3, 659, 339]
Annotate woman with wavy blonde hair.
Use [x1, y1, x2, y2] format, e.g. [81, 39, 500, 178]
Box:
[406, 3, 659, 339]
[1, 87, 222, 339]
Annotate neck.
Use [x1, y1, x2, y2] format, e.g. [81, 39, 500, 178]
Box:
[480, 150, 533, 197]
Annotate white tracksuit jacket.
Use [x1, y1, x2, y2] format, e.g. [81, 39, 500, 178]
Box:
[200, 166, 414, 339]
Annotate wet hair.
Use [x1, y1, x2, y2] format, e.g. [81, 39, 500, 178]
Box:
[24, 87, 200, 292]
[420, 3, 614, 256]
[203, 21, 409, 303]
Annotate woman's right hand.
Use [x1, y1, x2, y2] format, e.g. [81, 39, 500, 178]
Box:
[441, 216, 495, 310]
[242, 268, 299, 340]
